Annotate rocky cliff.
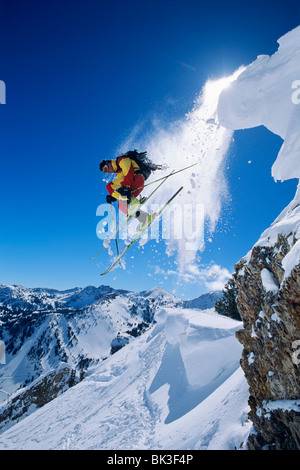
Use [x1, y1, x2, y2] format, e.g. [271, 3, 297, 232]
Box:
[217, 25, 300, 450]
[234, 198, 300, 450]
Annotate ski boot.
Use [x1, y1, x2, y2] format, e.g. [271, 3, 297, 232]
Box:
[136, 210, 156, 232]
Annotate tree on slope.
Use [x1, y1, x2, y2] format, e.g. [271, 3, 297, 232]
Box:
[215, 278, 241, 321]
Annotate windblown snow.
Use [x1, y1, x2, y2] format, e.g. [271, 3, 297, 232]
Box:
[118, 26, 300, 284]
[117, 68, 244, 281]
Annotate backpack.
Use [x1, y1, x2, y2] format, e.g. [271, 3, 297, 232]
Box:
[119, 150, 159, 180]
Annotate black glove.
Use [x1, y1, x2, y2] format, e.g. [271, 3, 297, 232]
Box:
[106, 194, 117, 204]
[116, 186, 132, 202]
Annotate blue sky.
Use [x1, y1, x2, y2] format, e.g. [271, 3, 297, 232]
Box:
[0, 0, 299, 299]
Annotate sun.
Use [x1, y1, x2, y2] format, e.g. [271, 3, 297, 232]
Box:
[204, 67, 246, 111]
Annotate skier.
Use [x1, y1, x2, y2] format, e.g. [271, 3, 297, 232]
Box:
[93, 156, 196, 267]
[99, 151, 153, 230]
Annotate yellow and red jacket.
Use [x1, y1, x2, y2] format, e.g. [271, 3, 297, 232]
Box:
[106, 156, 141, 200]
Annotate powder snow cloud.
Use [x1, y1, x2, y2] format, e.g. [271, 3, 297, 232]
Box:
[118, 68, 244, 281]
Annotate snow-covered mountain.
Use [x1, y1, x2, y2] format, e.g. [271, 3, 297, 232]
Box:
[0, 282, 245, 447]
[0, 284, 121, 311]
[182, 291, 222, 310]
[0, 284, 181, 401]
[0, 284, 223, 403]
[0, 305, 250, 450]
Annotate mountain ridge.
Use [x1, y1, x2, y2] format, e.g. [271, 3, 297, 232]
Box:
[0, 283, 222, 400]
[0, 305, 248, 449]
[0, 283, 224, 436]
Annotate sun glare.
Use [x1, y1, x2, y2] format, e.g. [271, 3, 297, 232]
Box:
[204, 67, 246, 112]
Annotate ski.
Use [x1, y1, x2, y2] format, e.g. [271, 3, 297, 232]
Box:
[89, 170, 176, 260]
[100, 186, 184, 276]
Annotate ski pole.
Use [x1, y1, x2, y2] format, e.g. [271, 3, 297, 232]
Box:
[135, 161, 199, 192]
[110, 205, 119, 256]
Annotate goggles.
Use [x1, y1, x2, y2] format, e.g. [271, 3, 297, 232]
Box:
[100, 160, 111, 173]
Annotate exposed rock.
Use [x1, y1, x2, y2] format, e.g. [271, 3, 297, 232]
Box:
[0, 363, 77, 433]
[234, 227, 300, 450]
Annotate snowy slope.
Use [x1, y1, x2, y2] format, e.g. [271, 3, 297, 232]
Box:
[0, 307, 250, 450]
[0, 283, 224, 406]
